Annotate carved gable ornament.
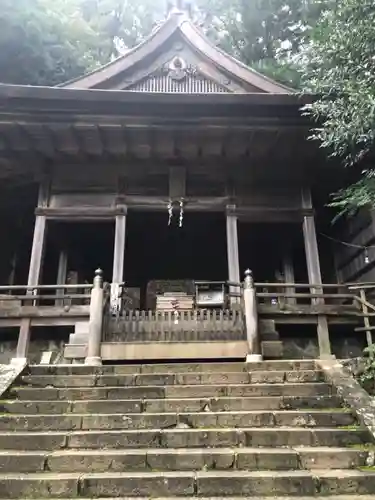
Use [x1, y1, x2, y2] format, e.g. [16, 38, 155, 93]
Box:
[127, 55, 229, 93]
[167, 56, 194, 80]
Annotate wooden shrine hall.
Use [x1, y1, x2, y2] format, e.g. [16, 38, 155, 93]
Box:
[0, 4, 373, 365]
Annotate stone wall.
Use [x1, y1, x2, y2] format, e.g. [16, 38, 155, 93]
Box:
[0, 327, 69, 364]
[0, 324, 367, 363]
[279, 324, 366, 360]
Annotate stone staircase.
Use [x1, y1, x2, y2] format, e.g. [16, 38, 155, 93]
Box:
[0, 360, 374, 498]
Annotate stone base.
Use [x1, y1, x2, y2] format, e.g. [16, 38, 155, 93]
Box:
[259, 319, 280, 341]
[10, 357, 27, 366]
[261, 340, 283, 359]
[246, 354, 263, 363]
[320, 353, 337, 360]
[84, 356, 102, 366]
[65, 341, 248, 361]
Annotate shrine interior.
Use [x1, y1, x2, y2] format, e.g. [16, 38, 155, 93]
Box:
[43, 221, 115, 284]
[0, 211, 334, 309]
[0, 184, 339, 308]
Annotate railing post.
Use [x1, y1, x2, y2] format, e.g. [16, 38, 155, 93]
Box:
[85, 269, 104, 366]
[243, 269, 262, 362]
[360, 288, 373, 347]
[302, 187, 331, 358]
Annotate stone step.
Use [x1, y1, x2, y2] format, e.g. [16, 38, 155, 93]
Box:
[27, 360, 316, 376]
[0, 469, 375, 498]
[20, 370, 324, 388]
[2, 497, 375, 500]
[0, 427, 368, 450]
[0, 395, 343, 414]
[0, 447, 368, 473]
[0, 410, 356, 431]
[8, 382, 331, 401]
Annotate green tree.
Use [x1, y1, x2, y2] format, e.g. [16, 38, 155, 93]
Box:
[0, 0, 101, 85]
[302, 0, 375, 217]
[197, 0, 322, 87]
[79, 0, 165, 60]
[0, 0, 319, 88]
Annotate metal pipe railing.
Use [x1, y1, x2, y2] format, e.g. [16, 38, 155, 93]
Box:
[0, 284, 93, 291]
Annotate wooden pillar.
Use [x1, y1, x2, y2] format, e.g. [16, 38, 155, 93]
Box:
[13, 182, 49, 364]
[112, 209, 127, 284]
[302, 188, 331, 357]
[56, 250, 68, 306]
[111, 206, 127, 313]
[226, 205, 240, 304]
[282, 250, 296, 305]
[8, 253, 17, 288]
[26, 215, 47, 287]
[13, 214, 48, 363]
[57, 250, 68, 286]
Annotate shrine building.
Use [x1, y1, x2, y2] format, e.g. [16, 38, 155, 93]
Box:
[0, 4, 373, 365]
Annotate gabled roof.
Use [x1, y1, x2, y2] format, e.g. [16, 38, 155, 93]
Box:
[62, 9, 292, 94]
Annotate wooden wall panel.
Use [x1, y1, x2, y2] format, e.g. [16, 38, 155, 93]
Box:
[334, 209, 375, 283]
[49, 193, 116, 209]
[235, 186, 301, 209]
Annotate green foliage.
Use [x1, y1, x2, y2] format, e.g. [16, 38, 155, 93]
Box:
[196, 0, 321, 88]
[330, 175, 375, 219]
[0, 0, 103, 85]
[79, 0, 165, 59]
[359, 344, 375, 395]
[302, 0, 375, 216]
[0, 0, 320, 88]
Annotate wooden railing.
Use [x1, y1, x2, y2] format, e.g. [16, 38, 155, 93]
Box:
[105, 308, 245, 343]
[255, 282, 355, 306]
[348, 283, 375, 347]
[0, 284, 92, 323]
[3, 269, 375, 364]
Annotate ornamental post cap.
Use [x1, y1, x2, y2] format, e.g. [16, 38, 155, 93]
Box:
[167, 0, 193, 16]
[95, 268, 103, 276]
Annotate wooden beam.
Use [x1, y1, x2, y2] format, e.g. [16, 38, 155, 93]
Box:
[123, 195, 230, 212]
[100, 124, 127, 155]
[35, 206, 125, 220]
[49, 124, 80, 155]
[173, 130, 199, 160]
[126, 128, 151, 159]
[0, 122, 33, 152]
[20, 123, 55, 158]
[224, 130, 250, 159]
[200, 129, 224, 158]
[236, 206, 305, 223]
[152, 129, 174, 158]
[74, 124, 103, 156]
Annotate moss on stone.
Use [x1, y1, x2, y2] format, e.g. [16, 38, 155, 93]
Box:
[298, 407, 351, 413]
[348, 443, 375, 451]
[337, 424, 361, 430]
